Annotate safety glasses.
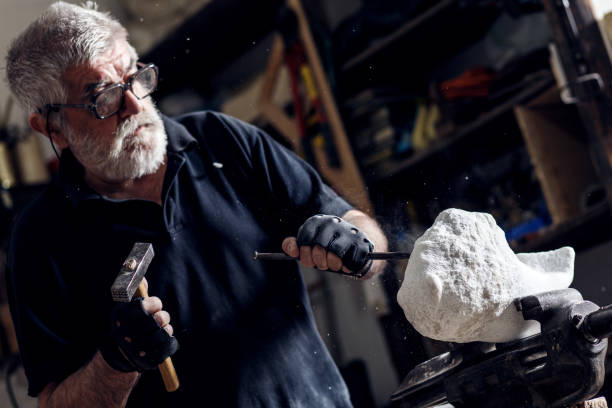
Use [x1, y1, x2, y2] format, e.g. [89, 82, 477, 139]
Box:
[45, 62, 158, 119]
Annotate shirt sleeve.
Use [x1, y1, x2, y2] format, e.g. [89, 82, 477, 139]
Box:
[7, 201, 91, 397]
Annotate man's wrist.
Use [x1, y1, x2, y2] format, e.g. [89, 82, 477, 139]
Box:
[94, 351, 139, 378]
[342, 209, 388, 279]
[99, 340, 138, 373]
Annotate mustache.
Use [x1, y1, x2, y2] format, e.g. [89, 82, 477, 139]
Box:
[115, 111, 156, 139]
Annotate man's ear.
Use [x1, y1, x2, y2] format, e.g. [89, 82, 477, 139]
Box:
[29, 112, 68, 149]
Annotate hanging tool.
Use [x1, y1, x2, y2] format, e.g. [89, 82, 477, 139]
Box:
[278, 5, 340, 167]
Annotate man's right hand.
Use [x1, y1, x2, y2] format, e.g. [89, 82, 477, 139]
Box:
[100, 290, 178, 373]
[283, 214, 374, 277]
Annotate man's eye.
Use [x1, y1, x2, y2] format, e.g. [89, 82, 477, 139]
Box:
[87, 92, 103, 102]
[96, 84, 114, 94]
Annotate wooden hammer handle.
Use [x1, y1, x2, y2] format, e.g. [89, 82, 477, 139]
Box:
[136, 281, 180, 392]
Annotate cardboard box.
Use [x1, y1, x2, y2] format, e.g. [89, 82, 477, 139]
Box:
[515, 87, 599, 224]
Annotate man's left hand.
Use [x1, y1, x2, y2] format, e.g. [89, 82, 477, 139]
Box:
[282, 214, 374, 277]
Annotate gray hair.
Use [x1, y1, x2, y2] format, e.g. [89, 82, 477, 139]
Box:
[5, 1, 136, 117]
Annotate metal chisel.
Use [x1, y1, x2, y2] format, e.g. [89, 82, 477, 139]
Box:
[253, 251, 411, 261]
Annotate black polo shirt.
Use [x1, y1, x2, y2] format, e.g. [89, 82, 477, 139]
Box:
[8, 111, 353, 407]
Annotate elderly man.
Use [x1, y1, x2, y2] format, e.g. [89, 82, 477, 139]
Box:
[5, 2, 387, 407]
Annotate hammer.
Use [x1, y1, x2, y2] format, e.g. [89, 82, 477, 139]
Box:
[110, 242, 180, 392]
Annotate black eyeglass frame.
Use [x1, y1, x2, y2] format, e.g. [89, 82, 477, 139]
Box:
[44, 62, 158, 120]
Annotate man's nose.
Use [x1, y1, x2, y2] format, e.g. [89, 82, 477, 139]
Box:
[118, 88, 144, 119]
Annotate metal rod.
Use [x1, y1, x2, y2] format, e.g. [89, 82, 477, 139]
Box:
[253, 251, 411, 261]
[583, 306, 612, 340]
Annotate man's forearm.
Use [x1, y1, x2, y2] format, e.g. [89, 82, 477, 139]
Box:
[39, 351, 139, 408]
[342, 209, 389, 277]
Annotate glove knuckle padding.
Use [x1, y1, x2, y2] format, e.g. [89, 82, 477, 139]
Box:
[297, 214, 374, 272]
[101, 298, 179, 372]
[327, 234, 352, 258]
[296, 215, 322, 246]
[314, 223, 338, 249]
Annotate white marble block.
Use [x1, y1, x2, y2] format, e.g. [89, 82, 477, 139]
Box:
[397, 208, 574, 343]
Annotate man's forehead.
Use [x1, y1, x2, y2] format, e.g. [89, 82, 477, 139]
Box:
[62, 41, 135, 94]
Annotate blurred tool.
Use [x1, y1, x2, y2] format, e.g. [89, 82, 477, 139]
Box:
[14, 132, 50, 185]
[278, 5, 340, 167]
[0, 98, 16, 210]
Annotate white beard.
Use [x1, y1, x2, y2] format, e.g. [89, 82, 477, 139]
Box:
[65, 106, 167, 182]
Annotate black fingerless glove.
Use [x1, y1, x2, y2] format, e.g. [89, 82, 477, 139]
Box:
[100, 298, 179, 373]
[296, 214, 374, 276]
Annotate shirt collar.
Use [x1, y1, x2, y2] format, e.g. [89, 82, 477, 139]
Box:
[57, 113, 198, 206]
[162, 114, 198, 153]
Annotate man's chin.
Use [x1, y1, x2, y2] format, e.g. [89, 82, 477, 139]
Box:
[125, 129, 143, 146]
[98, 159, 163, 182]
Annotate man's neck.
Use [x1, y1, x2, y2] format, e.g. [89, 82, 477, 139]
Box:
[83, 159, 167, 206]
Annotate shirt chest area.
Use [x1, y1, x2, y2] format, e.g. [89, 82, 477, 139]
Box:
[59, 158, 287, 327]
[76, 149, 264, 240]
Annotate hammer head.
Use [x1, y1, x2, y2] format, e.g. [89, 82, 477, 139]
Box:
[111, 242, 155, 302]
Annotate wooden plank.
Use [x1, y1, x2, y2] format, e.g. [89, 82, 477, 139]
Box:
[287, 0, 373, 215]
[0, 304, 18, 355]
[258, 35, 302, 151]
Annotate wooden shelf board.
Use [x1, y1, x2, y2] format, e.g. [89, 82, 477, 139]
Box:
[341, 0, 456, 72]
[514, 202, 612, 253]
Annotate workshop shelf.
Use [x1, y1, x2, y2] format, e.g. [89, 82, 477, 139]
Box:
[514, 201, 612, 253]
[340, 0, 457, 72]
[363, 74, 554, 184]
[337, 0, 501, 96]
